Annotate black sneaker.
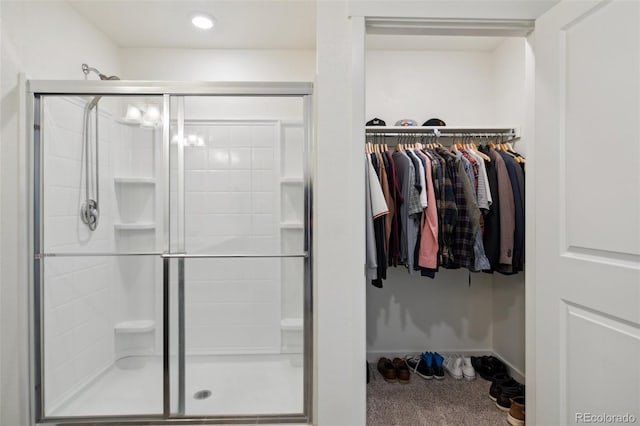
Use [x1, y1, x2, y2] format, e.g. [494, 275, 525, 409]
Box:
[496, 383, 525, 411]
[489, 373, 516, 401]
[404, 355, 433, 380]
[471, 355, 508, 380]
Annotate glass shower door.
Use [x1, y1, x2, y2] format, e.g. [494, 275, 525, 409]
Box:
[167, 95, 310, 417]
[36, 94, 166, 418]
[31, 81, 312, 424]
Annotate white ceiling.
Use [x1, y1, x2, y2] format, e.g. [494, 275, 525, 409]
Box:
[69, 1, 543, 52]
[69, 1, 317, 49]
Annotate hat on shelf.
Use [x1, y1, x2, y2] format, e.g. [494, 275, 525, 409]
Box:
[395, 119, 418, 127]
[422, 118, 446, 126]
[366, 117, 386, 126]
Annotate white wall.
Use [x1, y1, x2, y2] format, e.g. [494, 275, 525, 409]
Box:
[366, 49, 497, 125]
[367, 270, 494, 356]
[120, 48, 315, 82]
[0, 2, 121, 424]
[491, 37, 532, 378]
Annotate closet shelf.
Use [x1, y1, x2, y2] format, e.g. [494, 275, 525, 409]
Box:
[280, 221, 304, 230]
[365, 125, 519, 137]
[114, 223, 156, 231]
[114, 177, 156, 185]
[280, 177, 304, 184]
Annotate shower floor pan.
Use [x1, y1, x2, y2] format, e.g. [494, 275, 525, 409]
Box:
[48, 354, 303, 418]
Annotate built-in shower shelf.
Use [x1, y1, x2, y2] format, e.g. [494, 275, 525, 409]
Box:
[280, 177, 304, 184]
[280, 318, 303, 331]
[114, 177, 156, 185]
[115, 118, 158, 129]
[114, 320, 156, 333]
[280, 221, 304, 230]
[114, 223, 156, 231]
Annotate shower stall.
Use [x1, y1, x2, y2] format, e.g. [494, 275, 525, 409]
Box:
[28, 80, 312, 424]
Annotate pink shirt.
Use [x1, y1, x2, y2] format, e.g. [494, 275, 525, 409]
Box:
[417, 152, 439, 269]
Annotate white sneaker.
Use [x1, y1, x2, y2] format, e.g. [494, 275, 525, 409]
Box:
[443, 354, 463, 379]
[461, 356, 476, 380]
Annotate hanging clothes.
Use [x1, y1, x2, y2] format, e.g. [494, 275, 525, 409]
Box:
[392, 150, 421, 273]
[365, 154, 389, 287]
[478, 145, 501, 272]
[417, 150, 439, 270]
[364, 135, 525, 286]
[488, 147, 515, 273]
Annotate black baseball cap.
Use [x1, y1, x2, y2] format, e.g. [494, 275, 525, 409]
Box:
[366, 117, 386, 126]
[422, 118, 446, 126]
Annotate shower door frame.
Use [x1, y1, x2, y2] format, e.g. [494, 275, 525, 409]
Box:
[27, 81, 313, 425]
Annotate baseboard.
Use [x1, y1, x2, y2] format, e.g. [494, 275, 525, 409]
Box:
[366, 349, 493, 362]
[492, 349, 525, 383]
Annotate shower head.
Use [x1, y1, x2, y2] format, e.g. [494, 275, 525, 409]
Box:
[99, 74, 120, 81]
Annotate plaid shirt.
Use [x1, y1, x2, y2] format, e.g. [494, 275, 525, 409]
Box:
[435, 149, 460, 268]
[449, 154, 480, 270]
[458, 152, 491, 271]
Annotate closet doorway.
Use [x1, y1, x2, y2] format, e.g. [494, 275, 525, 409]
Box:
[364, 22, 532, 374]
[358, 2, 640, 424]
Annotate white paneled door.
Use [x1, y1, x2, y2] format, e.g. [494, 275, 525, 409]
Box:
[535, 1, 640, 425]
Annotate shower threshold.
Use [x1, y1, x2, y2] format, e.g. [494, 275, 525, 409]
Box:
[48, 353, 303, 418]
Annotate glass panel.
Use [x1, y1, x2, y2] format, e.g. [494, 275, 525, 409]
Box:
[41, 95, 164, 254]
[170, 96, 306, 256]
[181, 257, 305, 416]
[41, 255, 163, 417]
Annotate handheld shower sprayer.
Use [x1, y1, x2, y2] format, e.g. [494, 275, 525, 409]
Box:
[80, 63, 120, 231]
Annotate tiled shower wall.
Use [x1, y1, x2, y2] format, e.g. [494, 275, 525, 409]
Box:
[183, 123, 283, 354]
[41, 100, 304, 409]
[42, 97, 116, 411]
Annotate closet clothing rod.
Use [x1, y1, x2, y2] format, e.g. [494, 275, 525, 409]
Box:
[365, 126, 518, 135]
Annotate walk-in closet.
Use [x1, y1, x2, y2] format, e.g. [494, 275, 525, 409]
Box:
[364, 24, 533, 425]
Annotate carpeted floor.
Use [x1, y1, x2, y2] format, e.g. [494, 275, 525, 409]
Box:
[367, 363, 508, 426]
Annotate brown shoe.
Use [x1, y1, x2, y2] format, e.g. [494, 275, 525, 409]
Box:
[392, 358, 410, 384]
[377, 357, 397, 383]
[507, 395, 525, 426]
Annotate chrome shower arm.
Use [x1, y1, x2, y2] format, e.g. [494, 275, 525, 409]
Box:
[82, 63, 120, 81]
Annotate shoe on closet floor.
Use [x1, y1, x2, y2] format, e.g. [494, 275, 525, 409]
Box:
[489, 373, 517, 401]
[443, 354, 463, 379]
[377, 357, 397, 383]
[461, 356, 476, 380]
[507, 395, 526, 426]
[470, 355, 507, 380]
[404, 355, 433, 380]
[429, 352, 445, 380]
[392, 358, 410, 384]
[496, 383, 525, 411]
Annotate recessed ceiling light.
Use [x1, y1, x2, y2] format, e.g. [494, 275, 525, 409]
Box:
[191, 13, 215, 30]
